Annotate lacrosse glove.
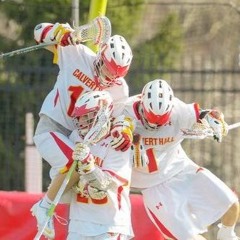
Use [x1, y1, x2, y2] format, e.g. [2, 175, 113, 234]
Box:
[72, 142, 95, 174]
[73, 179, 107, 200]
[110, 116, 134, 152]
[201, 109, 228, 142]
[34, 22, 80, 46]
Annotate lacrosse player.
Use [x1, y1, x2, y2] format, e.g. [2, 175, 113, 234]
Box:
[65, 90, 134, 240]
[30, 21, 133, 239]
[123, 79, 239, 240]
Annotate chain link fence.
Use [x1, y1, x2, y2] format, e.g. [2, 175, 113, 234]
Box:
[1, 1, 240, 238]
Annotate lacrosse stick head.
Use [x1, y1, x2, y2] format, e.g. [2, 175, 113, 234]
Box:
[181, 120, 214, 139]
[139, 79, 174, 130]
[73, 16, 111, 45]
[94, 35, 133, 88]
[72, 90, 113, 144]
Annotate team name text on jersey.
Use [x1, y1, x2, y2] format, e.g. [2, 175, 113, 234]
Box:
[73, 69, 100, 90]
[143, 137, 174, 145]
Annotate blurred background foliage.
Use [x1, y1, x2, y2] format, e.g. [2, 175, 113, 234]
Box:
[1, 0, 240, 196]
[0, 0, 183, 86]
[0, 0, 183, 190]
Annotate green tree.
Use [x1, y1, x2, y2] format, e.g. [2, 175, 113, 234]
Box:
[128, 13, 183, 94]
[0, 0, 183, 190]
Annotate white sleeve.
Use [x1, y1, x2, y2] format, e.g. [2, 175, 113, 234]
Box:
[174, 98, 199, 129]
[107, 78, 129, 117]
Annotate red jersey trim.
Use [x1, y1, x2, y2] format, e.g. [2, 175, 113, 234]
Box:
[193, 103, 200, 121]
[49, 132, 73, 173]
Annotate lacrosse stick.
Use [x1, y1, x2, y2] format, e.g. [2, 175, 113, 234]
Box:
[33, 104, 110, 240]
[1, 16, 111, 59]
[181, 121, 240, 139]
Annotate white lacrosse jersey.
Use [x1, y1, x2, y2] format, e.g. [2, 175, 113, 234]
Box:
[123, 95, 200, 188]
[68, 131, 134, 238]
[123, 95, 238, 240]
[39, 44, 129, 130]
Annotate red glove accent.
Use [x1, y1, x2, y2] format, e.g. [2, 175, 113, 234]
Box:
[111, 130, 131, 152]
[60, 32, 73, 46]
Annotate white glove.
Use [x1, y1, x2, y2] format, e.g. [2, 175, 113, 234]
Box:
[88, 185, 107, 200]
[131, 133, 148, 168]
[73, 180, 107, 200]
[34, 22, 80, 46]
[203, 109, 228, 142]
[50, 23, 80, 46]
[110, 116, 134, 152]
[72, 142, 95, 174]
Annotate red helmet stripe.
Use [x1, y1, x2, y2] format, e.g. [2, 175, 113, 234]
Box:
[73, 104, 99, 117]
[102, 55, 129, 77]
[143, 107, 171, 126]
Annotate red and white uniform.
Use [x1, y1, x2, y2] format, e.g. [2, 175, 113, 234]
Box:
[67, 132, 134, 240]
[33, 45, 129, 178]
[123, 95, 238, 240]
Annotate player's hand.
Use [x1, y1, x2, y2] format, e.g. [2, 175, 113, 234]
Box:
[87, 185, 107, 200]
[73, 180, 107, 200]
[50, 23, 80, 46]
[205, 109, 228, 142]
[110, 116, 134, 152]
[72, 142, 95, 174]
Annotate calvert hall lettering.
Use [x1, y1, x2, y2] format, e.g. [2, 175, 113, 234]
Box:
[73, 69, 100, 90]
[143, 137, 174, 145]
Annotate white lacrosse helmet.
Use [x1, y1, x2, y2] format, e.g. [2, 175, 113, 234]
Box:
[140, 79, 174, 130]
[94, 35, 133, 87]
[72, 91, 113, 139]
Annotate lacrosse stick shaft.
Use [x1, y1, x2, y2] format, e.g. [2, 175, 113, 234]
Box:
[228, 122, 240, 130]
[0, 42, 56, 59]
[34, 110, 107, 239]
[33, 160, 78, 240]
[0, 16, 111, 59]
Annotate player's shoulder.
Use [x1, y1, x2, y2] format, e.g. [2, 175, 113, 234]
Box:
[123, 94, 141, 115]
[173, 96, 183, 104]
[127, 94, 141, 104]
[116, 77, 127, 84]
[173, 97, 196, 113]
[171, 97, 197, 124]
[106, 78, 129, 98]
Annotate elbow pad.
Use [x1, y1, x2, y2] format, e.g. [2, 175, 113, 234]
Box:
[34, 23, 54, 44]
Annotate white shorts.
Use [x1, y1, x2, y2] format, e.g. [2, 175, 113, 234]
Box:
[142, 163, 238, 240]
[67, 233, 130, 240]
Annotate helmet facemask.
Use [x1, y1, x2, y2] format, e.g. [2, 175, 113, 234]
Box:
[139, 79, 174, 130]
[72, 91, 113, 143]
[94, 55, 119, 87]
[73, 110, 99, 138]
[139, 104, 171, 130]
